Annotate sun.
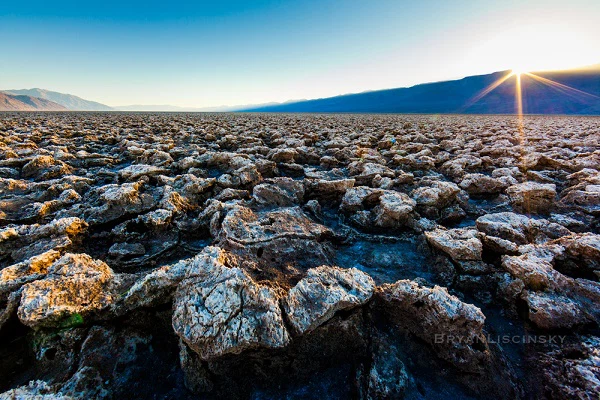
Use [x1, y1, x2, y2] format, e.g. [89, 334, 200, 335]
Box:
[464, 22, 599, 76]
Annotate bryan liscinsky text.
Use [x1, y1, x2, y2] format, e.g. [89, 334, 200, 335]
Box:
[434, 334, 567, 345]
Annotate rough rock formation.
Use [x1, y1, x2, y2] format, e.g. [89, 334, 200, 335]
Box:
[506, 181, 557, 214]
[283, 266, 375, 335]
[377, 279, 490, 372]
[340, 187, 416, 230]
[17, 253, 115, 328]
[425, 228, 483, 261]
[0, 113, 598, 399]
[534, 336, 600, 400]
[172, 247, 290, 360]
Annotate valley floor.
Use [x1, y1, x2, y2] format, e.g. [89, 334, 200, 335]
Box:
[0, 112, 599, 399]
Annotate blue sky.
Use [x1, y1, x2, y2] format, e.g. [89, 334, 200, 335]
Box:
[1, 0, 599, 107]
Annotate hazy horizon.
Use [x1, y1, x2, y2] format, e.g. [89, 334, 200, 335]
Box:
[2, 0, 600, 108]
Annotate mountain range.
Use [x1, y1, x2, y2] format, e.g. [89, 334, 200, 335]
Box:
[2, 65, 599, 114]
[0, 91, 66, 111]
[0, 91, 271, 112]
[241, 66, 600, 114]
[3, 88, 112, 111]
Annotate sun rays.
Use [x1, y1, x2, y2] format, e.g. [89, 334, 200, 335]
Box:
[523, 72, 600, 101]
[464, 68, 599, 117]
[514, 70, 527, 182]
[460, 67, 597, 114]
[461, 71, 514, 111]
[463, 67, 598, 198]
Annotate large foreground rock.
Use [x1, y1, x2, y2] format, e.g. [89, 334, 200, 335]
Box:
[17, 253, 115, 328]
[377, 279, 490, 372]
[172, 247, 290, 360]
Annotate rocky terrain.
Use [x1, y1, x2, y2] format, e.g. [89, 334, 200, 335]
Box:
[0, 112, 599, 399]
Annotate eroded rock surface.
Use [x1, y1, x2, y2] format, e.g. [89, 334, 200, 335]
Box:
[506, 181, 557, 214]
[425, 228, 482, 261]
[1, 113, 599, 399]
[534, 336, 600, 400]
[172, 247, 290, 360]
[377, 279, 490, 372]
[283, 266, 375, 335]
[17, 253, 115, 328]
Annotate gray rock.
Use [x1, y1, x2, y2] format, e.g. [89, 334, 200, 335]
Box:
[523, 291, 591, 330]
[459, 173, 508, 195]
[118, 164, 167, 181]
[411, 181, 460, 209]
[172, 247, 290, 360]
[377, 279, 490, 372]
[425, 228, 483, 261]
[373, 191, 416, 228]
[253, 177, 304, 206]
[340, 186, 383, 214]
[506, 181, 556, 214]
[341, 188, 416, 230]
[283, 266, 375, 335]
[476, 212, 571, 246]
[307, 178, 355, 202]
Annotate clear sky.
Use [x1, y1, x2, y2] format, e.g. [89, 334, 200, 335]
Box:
[1, 0, 599, 107]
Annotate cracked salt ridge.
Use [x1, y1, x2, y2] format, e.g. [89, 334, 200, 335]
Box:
[335, 239, 530, 398]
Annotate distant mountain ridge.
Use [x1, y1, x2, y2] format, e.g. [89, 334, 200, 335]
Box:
[113, 104, 208, 112]
[113, 102, 283, 112]
[240, 66, 600, 114]
[4, 88, 113, 111]
[0, 91, 67, 111]
[3, 65, 599, 113]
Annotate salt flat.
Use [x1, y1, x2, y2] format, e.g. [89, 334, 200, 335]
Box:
[0, 112, 599, 399]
